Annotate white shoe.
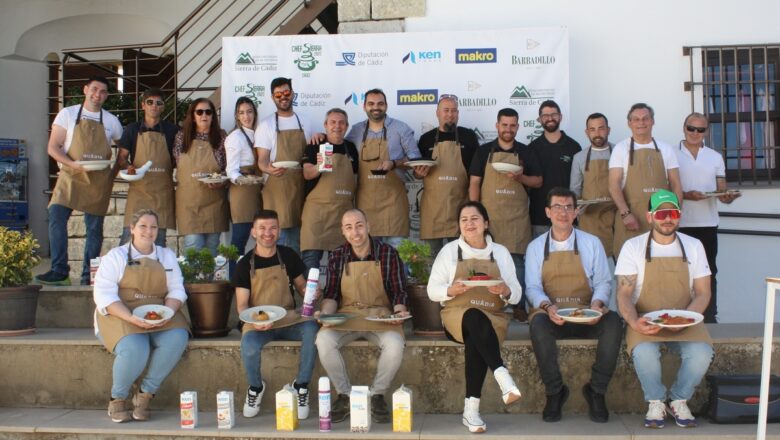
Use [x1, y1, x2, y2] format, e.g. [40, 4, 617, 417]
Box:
[644, 400, 666, 428]
[462, 397, 487, 433]
[243, 381, 265, 418]
[296, 385, 310, 420]
[668, 400, 697, 427]
[493, 366, 522, 405]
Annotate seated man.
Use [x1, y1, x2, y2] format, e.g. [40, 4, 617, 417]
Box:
[232, 209, 319, 420]
[616, 189, 713, 429]
[315, 208, 410, 424]
[525, 187, 621, 423]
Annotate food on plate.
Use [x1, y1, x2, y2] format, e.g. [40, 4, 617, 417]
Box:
[144, 310, 163, 320]
[252, 311, 270, 321]
[126, 165, 137, 175]
[467, 269, 493, 281]
[568, 308, 587, 317]
[209, 172, 223, 179]
[651, 313, 695, 326]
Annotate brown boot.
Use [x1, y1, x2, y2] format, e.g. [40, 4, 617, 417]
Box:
[132, 392, 154, 421]
[108, 399, 132, 423]
[513, 306, 529, 323]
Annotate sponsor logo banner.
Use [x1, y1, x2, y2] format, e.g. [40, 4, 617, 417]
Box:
[397, 89, 439, 105]
[402, 50, 442, 64]
[455, 48, 497, 64]
[233, 53, 278, 71]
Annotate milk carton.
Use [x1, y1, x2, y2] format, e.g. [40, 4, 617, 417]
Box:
[180, 391, 198, 429]
[90, 257, 100, 285]
[350, 386, 371, 433]
[392, 385, 413, 432]
[318, 143, 333, 173]
[213, 256, 228, 281]
[276, 384, 299, 431]
[216, 390, 234, 429]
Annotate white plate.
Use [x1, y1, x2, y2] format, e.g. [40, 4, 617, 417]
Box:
[491, 162, 523, 173]
[365, 314, 413, 322]
[132, 304, 174, 324]
[703, 190, 741, 198]
[577, 198, 613, 206]
[239, 175, 264, 185]
[405, 160, 437, 168]
[557, 308, 602, 323]
[272, 161, 301, 169]
[239, 305, 287, 325]
[197, 175, 230, 184]
[644, 309, 704, 328]
[74, 160, 111, 171]
[461, 279, 503, 287]
[118, 170, 145, 181]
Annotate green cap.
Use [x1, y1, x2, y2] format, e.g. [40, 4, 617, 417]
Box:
[649, 189, 680, 211]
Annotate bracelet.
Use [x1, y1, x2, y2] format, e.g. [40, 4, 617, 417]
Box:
[620, 209, 631, 219]
[541, 302, 551, 312]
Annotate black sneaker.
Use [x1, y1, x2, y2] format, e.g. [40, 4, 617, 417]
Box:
[582, 383, 609, 423]
[542, 385, 569, 422]
[330, 394, 350, 423]
[371, 394, 390, 424]
[33, 271, 71, 286]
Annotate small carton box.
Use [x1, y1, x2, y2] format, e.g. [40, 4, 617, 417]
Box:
[180, 391, 198, 429]
[90, 257, 100, 285]
[318, 143, 333, 173]
[350, 385, 371, 433]
[276, 384, 299, 431]
[216, 390, 234, 429]
[392, 385, 413, 432]
[213, 256, 228, 281]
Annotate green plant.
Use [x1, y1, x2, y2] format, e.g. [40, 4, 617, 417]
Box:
[179, 244, 239, 283]
[397, 239, 431, 284]
[0, 227, 41, 287]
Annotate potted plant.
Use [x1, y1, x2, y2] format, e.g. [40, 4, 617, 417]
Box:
[179, 244, 239, 337]
[0, 227, 42, 336]
[397, 239, 443, 336]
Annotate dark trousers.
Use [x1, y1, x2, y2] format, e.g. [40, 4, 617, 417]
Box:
[529, 311, 623, 395]
[445, 308, 504, 398]
[679, 226, 718, 323]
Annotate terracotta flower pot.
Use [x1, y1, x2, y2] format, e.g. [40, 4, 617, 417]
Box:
[0, 285, 42, 336]
[184, 281, 234, 338]
[406, 282, 444, 336]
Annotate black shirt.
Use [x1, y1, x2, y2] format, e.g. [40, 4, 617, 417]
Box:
[417, 126, 480, 171]
[231, 245, 307, 290]
[468, 139, 542, 179]
[118, 120, 180, 162]
[527, 131, 582, 225]
[303, 140, 359, 197]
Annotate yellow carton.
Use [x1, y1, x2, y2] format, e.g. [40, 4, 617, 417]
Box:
[392, 385, 413, 432]
[276, 384, 299, 431]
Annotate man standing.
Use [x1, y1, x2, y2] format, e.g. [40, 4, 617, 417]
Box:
[256, 77, 320, 254]
[414, 94, 479, 256]
[570, 113, 616, 258]
[525, 187, 620, 423]
[233, 210, 319, 420]
[35, 76, 123, 286]
[675, 112, 740, 323]
[616, 190, 712, 429]
[609, 103, 683, 257]
[116, 89, 179, 247]
[345, 89, 421, 248]
[315, 208, 410, 424]
[469, 108, 542, 321]
[528, 100, 581, 238]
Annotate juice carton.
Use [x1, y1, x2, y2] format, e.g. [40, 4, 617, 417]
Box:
[216, 390, 234, 429]
[350, 385, 371, 433]
[276, 384, 299, 431]
[392, 385, 413, 432]
[180, 391, 198, 429]
[318, 143, 333, 173]
[90, 257, 100, 285]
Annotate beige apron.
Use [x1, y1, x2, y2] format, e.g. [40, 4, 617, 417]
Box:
[481, 146, 531, 254]
[613, 139, 669, 256]
[440, 247, 509, 343]
[229, 165, 263, 224]
[578, 148, 616, 257]
[124, 128, 176, 229]
[261, 113, 305, 229]
[356, 126, 410, 238]
[243, 251, 305, 333]
[625, 234, 711, 354]
[420, 133, 468, 239]
[332, 258, 403, 336]
[175, 138, 229, 235]
[96, 246, 189, 353]
[529, 232, 593, 320]
[50, 105, 113, 215]
[300, 151, 356, 251]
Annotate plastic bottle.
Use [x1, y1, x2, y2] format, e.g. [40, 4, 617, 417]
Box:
[318, 376, 331, 432]
[301, 268, 319, 317]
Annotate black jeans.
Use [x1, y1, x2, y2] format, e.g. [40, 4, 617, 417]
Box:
[679, 226, 718, 323]
[445, 308, 504, 399]
[529, 311, 623, 395]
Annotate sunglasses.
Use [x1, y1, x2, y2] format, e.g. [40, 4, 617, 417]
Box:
[652, 209, 681, 221]
[439, 94, 458, 102]
[194, 108, 213, 116]
[686, 125, 707, 134]
[273, 89, 292, 99]
[145, 99, 164, 106]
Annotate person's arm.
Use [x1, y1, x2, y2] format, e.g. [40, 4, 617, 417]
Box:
[523, 240, 548, 308]
[609, 167, 639, 231]
[302, 144, 320, 180]
[589, 238, 612, 309]
[384, 247, 409, 314]
[399, 122, 421, 160]
[235, 287, 251, 313]
[291, 274, 307, 298]
[163, 250, 187, 310]
[468, 175, 482, 201]
[257, 147, 285, 177]
[519, 173, 543, 188]
[47, 124, 84, 170]
[115, 148, 131, 171]
[224, 133, 243, 183]
[570, 153, 584, 198]
[319, 247, 343, 314]
[667, 167, 683, 206]
[494, 247, 522, 305]
[427, 246, 455, 302]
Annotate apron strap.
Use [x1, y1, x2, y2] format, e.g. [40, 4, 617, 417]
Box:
[629, 137, 658, 166]
[275, 112, 304, 133]
[75, 104, 102, 126]
[238, 126, 259, 173]
[126, 243, 159, 266]
[457, 245, 494, 262]
[433, 128, 460, 160]
[644, 232, 688, 263]
[362, 123, 387, 144]
[543, 230, 579, 261]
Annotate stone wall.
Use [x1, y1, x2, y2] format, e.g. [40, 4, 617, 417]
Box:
[337, 0, 425, 34]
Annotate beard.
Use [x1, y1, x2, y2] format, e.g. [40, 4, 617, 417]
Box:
[652, 221, 677, 237]
[543, 120, 560, 133]
[590, 136, 607, 148]
[442, 122, 456, 132]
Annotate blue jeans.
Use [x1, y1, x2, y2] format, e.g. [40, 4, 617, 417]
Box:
[424, 237, 456, 259]
[119, 227, 167, 247]
[512, 253, 526, 308]
[48, 203, 104, 284]
[240, 320, 319, 388]
[302, 249, 324, 274]
[183, 233, 221, 255]
[108, 328, 189, 399]
[229, 222, 253, 277]
[632, 341, 714, 401]
[278, 226, 301, 255]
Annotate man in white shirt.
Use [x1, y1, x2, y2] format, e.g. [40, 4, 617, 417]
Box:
[675, 112, 740, 323]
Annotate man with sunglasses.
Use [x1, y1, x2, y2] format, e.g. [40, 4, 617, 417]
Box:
[675, 113, 740, 323]
[524, 187, 620, 424]
[616, 189, 712, 429]
[115, 89, 180, 247]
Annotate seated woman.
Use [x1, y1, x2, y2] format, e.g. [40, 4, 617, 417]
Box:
[93, 208, 190, 423]
[427, 201, 523, 433]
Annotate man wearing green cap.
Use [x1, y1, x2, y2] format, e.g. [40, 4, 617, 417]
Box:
[615, 189, 712, 429]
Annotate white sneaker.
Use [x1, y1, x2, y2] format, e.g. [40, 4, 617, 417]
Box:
[644, 400, 666, 428]
[243, 381, 265, 418]
[462, 397, 487, 433]
[668, 400, 697, 427]
[493, 366, 522, 405]
[296, 385, 310, 420]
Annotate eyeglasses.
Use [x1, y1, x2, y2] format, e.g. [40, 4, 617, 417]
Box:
[540, 112, 561, 120]
[439, 94, 458, 102]
[550, 204, 576, 213]
[145, 99, 164, 106]
[652, 209, 681, 221]
[273, 89, 292, 99]
[685, 125, 707, 134]
[194, 108, 213, 116]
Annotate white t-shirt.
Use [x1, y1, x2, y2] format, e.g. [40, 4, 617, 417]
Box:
[676, 142, 726, 227]
[614, 231, 711, 304]
[225, 127, 256, 183]
[52, 105, 123, 154]
[254, 112, 315, 161]
[608, 137, 679, 188]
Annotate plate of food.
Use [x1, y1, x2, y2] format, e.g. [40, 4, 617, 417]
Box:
[491, 162, 523, 174]
[239, 174, 264, 185]
[557, 307, 602, 323]
[644, 309, 703, 328]
[197, 172, 230, 184]
[365, 314, 413, 322]
[702, 190, 741, 198]
[240, 305, 287, 325]
[317, 313, 353, 326]
[74, 159, 112, 171]
[461, 271, 502, 287]
[119, 168, 144, 181]
[405, 160, 437, 168]
[272, 161, 301, 169]
[132, 304, 174, 324]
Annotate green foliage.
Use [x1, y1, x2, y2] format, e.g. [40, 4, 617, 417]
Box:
[0, 227, 41, 287]
[396, 239, 431, 284]
[179, 244, 239, 284]
[64, 86, 191, 125]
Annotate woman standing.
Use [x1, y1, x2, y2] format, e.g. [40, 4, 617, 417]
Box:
[93, 209, 189, 423]
[427, 201, 523, 433]
[174, 98, 228, 255]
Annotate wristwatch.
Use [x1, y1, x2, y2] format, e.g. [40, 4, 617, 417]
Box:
[620, 209, 631, 219]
